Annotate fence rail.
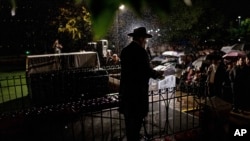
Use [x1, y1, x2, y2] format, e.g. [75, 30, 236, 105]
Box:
[0, 75, 30, 113]
[0, 67, 202, 141]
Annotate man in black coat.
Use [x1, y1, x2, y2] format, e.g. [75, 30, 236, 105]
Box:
[119, 27, 163, 141]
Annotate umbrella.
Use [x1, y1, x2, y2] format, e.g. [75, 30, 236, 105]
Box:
[153, 64, 176, 75]
[222, 50, 246, 58]
[207, 50, 225, 60]
[151, 56, 164, 62]
[232, 43, 250, 51]
[162, 51, 179, 57]
[192, 59, 203, 69]
[153, 65, 167, 71]
[177, 51, 185, 56]
[220, 46, 233, 53]
[192, 55, 211, 69]
[232, 43, 245, 51]
[195, 55, 207, 61]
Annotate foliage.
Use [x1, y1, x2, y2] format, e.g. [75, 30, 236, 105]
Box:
[239, 18, 250, 41]
[228, 18, 250, 42]
[54, 4, 92, 42]
[160, 0, 203, 44]
[52, 3, 92, 50]
[81, 0, 250, 45]
[7, 0, 250, 49]
[83, 0, 175, 40]
[81, 0, 227, 45]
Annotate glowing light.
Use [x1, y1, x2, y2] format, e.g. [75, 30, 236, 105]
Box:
[119, 4, 125, 10]
[25, 51, 31, 55]
[10, 0, 16, 16]
[11, 8, 16, 16]
[184, 0, 192, 6]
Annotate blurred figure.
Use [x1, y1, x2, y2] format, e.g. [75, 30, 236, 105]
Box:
[245, 53, 250, 66]
[206, 58, 226, 98]
[185, 67, 195, 85]
[52, 39, 63, 53]
[105, 49, 113, 65]
[244, 54, 250, 110]
[185, 54, 194, 68]
[222, 61, 233, 102]
[111, 54, 120, 65]
[106, 51, 120, 66]
[230, 57, 248, 113]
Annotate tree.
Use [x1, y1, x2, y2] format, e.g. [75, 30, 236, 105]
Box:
[228, 18, 250, 43]
[83, 0, 224, 47]
[52, 2, 92, 52]
[159, 0, 203, 44]
[83, 0, 177, 40]
[7, 0, 250, 50]
[83, 0, 250, 46]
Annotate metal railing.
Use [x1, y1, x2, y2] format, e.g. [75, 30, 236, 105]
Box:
[0, 67, 202, 141]
[0, 75, 30, 113]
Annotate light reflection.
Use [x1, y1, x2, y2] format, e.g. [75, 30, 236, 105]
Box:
[11, 8, 16, 16]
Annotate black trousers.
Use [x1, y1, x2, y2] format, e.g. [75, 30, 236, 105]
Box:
[124, 112, 145, 141]
[208, 83, 222, 98]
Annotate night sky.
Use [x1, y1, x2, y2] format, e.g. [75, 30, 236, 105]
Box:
[1, 0, 250, 56]
[0, 0, 64, 55]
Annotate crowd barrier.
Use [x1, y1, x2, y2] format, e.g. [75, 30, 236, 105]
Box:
[0, 66, 202, 141]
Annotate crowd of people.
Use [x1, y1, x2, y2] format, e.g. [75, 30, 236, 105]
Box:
[178, 50, 250, 114]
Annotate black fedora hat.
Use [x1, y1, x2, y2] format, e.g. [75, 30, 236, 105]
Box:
[127, 27, 152, 38]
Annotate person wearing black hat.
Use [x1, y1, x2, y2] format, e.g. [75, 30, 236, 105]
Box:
[119, 27, 163, 141]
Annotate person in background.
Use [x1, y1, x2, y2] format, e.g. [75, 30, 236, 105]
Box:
[110, 54, 120, 65]
[185, 67, 195, 85]
[146, 46, 152, 60]
[106, 51, 120, 66]
[230, 57, 248, 113]
[105, 49, 113, 65]
[222, 61, 233, 103]
[52, 39, 63, 53]
[244, 54, 250, 111]
[184, 54, 194, 68]
[119, 27, 163, 141]
[206, 58, 226, 98]
[245, 53, 250, 67]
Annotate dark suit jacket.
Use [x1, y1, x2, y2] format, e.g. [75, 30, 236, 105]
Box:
[119, 41, 159, 117]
